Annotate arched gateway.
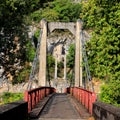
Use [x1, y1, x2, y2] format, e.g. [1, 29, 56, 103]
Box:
[39, 19, 83, 87]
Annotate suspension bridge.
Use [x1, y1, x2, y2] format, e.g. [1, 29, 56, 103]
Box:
[27, 19, 93, 91]
[0, 19, 120, 120]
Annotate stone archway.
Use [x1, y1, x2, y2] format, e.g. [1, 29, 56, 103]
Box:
[38, 19, 83, 87]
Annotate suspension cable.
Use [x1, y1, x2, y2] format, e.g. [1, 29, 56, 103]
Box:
[27, 29, 43, 90]
[80, 31, 94, 92]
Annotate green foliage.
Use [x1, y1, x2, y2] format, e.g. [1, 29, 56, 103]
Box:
[57, 61, 64, 77]
[1, 92, 23, 104]
[47, 54, 55, 68]
[67, 44, 75, 68]
[81, 0, 120, 29]
[58, 61, 64, 69]
[67, 73, 74, 86]
[41, 8, 59, 21]
[66, 44, 75, 85]
[100, 80, 120, 107]
[83, 0, 120, 80]
[51, 0, 82, 22]
[13, 67, 31, 84]
[0, 0, 37, 84]
[0, 0, 39, 28]
[81, 0, 120, 106]
[47, 54, 64, 79]
[29, 10, 43, 22]
[47, 54, 55, 80]
[13, 39, 35, 84]
[26, 40, 35, 62]
[30, 0, 82, 22]
[34, 29, 40, 38]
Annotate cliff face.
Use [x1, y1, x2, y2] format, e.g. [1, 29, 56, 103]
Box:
[47, 31, 75, 61]
[47, 29, 90, 61]
[0, 66, 4, 77]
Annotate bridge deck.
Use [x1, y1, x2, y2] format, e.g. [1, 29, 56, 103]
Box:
[30, 93, 91, 120]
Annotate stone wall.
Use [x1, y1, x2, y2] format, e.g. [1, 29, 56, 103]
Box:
[0, 100, 28, 120]
[93, 101, 120, 120]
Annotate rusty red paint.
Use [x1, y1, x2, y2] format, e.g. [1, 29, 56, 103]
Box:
[24, 87, 56, 113]
[68, 87, 96, 115]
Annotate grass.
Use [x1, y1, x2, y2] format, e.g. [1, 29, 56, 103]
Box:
[0, 92, 23, 105]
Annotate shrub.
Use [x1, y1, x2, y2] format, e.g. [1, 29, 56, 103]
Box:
[1, 92, 23, 104]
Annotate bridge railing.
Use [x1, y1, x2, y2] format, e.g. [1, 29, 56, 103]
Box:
[24, 87, 56, 112]
[66, 87, 96, 114]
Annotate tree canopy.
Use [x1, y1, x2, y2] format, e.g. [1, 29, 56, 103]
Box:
[66, 44, 75, 86]
[0, 0, 40, 83]
[67, 44, 75, 69]
[30, 0, 82, 22]
[81, 0, 120, 106]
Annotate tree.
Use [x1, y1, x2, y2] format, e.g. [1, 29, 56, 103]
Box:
[0, 0, 38, 83]
[57, 61, 64, 78]
[0, 0, 81, 84]
[29, 0, 82, 22]
[100, 79, 120, 107]
[47, 53, 55, 85]
[51, 0, 82, 22]
[81, 0, 120, 106]
[67, 44, 75, 85]
[67, 44, 75, 68]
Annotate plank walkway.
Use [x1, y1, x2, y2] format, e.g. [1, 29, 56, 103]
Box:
[29, 93, 92, 120]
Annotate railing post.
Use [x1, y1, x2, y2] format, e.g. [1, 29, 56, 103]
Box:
[36, 90, 39, 104]
[66, 87, 97, 115]
[24, 86, 56, 113]
[24, 90, 28, 102]
[24, 91, 31, 112]
[91, 92, 96, 114]
[32, 92, 35, 109]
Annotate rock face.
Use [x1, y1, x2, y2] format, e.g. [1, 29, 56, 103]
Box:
[0, 82, 26, 93]
[51, 78, 69, 93]
[47, 32, 75, 61]
[0, 66, 4, 77]
[0, 66, 4, 88]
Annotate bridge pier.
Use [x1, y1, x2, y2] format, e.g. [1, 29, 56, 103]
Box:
[75, 19, 83, 87]
[38, 19, 47, 86]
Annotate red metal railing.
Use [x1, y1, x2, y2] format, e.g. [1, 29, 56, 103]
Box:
[24, 87, 56, 112]
[66, 87, 96, 114]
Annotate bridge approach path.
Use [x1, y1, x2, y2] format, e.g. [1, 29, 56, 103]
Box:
[31, 93, 91, 120]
